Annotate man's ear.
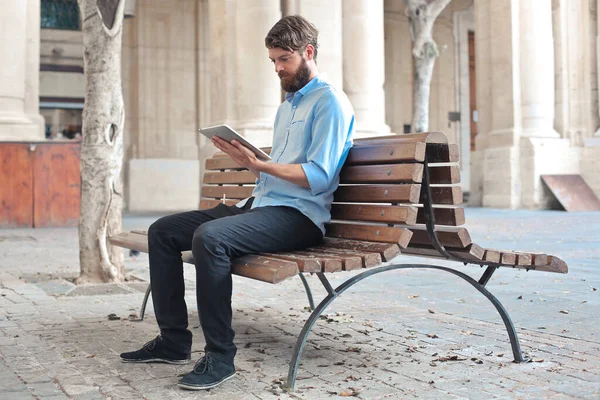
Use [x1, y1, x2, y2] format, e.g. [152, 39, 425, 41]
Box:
[304, 44, 315, 61]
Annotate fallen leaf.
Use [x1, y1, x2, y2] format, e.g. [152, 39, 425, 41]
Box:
[428, 309, 435, 314]
[344, 375, 359, 382]
[496, 353, 504, 357]
[592, 287, 597, 292]
[433, 355, 467, 362]
[559, 310, 569, 314]
[340, 388, 361, 397]
[517, 295, 523, 300]
[345, 347, 361, 353]
[408, 294, 419, 299]
[107, 313, 120, 321]
[471, 357, 483, 364]
[581, 301, 587, 304]
[426, 334, 439, 339]
[86, 354, 96, 358]
[533, 359, 544, 363]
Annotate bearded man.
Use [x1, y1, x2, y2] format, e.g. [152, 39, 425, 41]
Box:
[120, 15, 355, 390]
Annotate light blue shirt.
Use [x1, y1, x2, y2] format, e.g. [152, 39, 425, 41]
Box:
[248, 74, 355, 235]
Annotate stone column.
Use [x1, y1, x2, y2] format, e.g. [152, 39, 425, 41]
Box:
[0, 0, 44, 140]
[553, 0, 596, 146]
[207, 0, 281, 147]
[281, 0, 343, 90]
[518, 0, 578, 208]
[342, 0, 389, 137]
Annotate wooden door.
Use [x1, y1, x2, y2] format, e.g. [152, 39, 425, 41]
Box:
[33, 142, 81, 227]
[0, 143, 34, 227]
[468, 30, 477, 151]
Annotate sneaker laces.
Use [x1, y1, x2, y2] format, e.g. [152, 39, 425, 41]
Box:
[142, 335, 162, 351]
[192, 353, 214, 374]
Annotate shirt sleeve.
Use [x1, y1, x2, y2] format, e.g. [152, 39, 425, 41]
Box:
[301, 91, 354, 196]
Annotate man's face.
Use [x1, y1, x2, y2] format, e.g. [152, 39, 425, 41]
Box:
[268, 47, 312, 93]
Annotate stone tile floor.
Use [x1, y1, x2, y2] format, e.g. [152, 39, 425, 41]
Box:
[0, 208, 598, 399]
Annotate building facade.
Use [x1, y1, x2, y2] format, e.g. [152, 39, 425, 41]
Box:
[1, 0, 599, 217]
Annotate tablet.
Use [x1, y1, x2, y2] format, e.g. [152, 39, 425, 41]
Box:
[200, 124, 272, 161]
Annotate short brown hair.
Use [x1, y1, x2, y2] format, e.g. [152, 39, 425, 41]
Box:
[265, 15, 319, 61]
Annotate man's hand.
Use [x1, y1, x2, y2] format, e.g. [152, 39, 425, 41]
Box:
[211, 136, 263, 177]
[211, 136, 310, 188]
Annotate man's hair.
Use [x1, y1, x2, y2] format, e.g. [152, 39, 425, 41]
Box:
[265, 15, 319, 61]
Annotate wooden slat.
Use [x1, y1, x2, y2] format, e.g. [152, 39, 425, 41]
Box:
[205, 157, 247, 170]
[258, 253, 321, 273]
[415, 207, 465, 226]
[292, 250, 362, 271]
[326, 223, 413, 248]
[427, 165, 461, 184]
[345, 142, 425, 165]
[331, 204, 418, 224]
[500, 252, 517, 265]
[334, 184, 421, 203]
[421, 186, 463, 205]
[340, 164, 423, 184]
[284, 251, 342, 272]
[426, 143, 459, 163]
[201, 186, 254, 200]
[321, 238, 401, 262]
[353, 131, 448, 144]
[407, 227, 472, 248]
[401, 243, 485, 261]
[199, 199, 239, 209]
[203, 171, 256, 184]
[483, 249, 501, 263]
[308, 246, 382, 268]
[110, 233, 298, 284]
[535, 255, 568, 273]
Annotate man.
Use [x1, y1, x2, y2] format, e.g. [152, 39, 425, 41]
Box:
[120, 15, 354, 390]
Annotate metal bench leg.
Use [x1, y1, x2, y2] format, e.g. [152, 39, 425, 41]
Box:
[298, 273, 315, 310]
[283, 264, 526, 391]
[139, 283, 151, 321]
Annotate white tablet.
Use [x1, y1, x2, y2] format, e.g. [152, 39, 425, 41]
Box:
[200, 124, 272, 161]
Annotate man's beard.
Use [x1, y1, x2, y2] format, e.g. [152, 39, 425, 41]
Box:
[279, 57, 312, 93]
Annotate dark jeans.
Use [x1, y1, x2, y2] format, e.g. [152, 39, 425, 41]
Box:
[147, 198, 323, 364]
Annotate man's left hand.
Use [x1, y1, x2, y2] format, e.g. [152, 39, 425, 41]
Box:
[211, 136, 263, 171]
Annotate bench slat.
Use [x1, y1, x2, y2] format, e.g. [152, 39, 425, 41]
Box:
[334, 184, 421, 203]
[401, 243, 485, 261]
[331, 204, 418, 224]
[321, 238, 401, 262]
[201, 186, 254, 200]
[407, 226, 472, 248]
[110, 233, 299, 284]
[200, 199, 239, 209]
[426, 143, 459, 163]
[258, 253, 322, 273]
[420, 186, 463, 205]
[415, 207, 465, 226]
[353, 131, 448, 144]
[340, 164, 423, 184]
[326, 223, 413, 248]
[203, 171, 256, 184]
[345, 142, 426, 165]
[291, 250, 362, 271]
[427, 165, 461, 184]
[284, 251, 343, 272]
[308, 246, 382, 268]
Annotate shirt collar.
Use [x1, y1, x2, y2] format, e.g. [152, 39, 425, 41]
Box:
[285, 73, 328, 103]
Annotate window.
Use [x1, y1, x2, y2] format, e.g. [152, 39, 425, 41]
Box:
[41, 0, 80, 31]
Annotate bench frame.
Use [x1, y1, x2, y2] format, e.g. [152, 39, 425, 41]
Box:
[130, 153, 528, 391]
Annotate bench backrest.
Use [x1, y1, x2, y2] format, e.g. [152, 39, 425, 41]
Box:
[200, 132, 464, 251]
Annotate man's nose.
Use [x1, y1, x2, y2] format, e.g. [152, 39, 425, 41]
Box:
[275, 62, 284, 74]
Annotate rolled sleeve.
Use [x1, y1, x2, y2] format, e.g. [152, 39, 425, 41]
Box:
[301, 92, 353, 195]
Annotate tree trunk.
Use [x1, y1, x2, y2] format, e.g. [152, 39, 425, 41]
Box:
[77, 0, 126, 283]
[405, 0, 452, 132]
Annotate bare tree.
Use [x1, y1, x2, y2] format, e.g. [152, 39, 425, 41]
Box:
[405, 0, 452, 132]
[77, 0, 126, 283]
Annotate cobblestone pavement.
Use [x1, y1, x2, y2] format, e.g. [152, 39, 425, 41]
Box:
[0, 208, 598, 399]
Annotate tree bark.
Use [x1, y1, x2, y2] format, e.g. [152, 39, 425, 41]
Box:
[77, 0, 125, 283]
[405, 0, 452, 132]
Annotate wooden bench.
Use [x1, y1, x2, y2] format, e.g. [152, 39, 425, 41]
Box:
[110, 131, 567, 391]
